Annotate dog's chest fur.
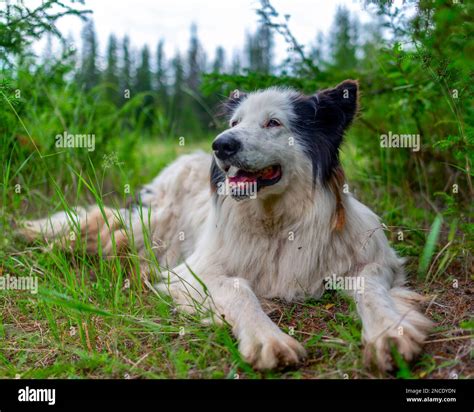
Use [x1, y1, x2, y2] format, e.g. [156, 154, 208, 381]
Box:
[197, 190, 359, 301]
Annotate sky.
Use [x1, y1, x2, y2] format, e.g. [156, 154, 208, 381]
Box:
[27, 0, 377, 64]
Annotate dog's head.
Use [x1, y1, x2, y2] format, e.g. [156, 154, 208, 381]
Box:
[211, 80, 358, 200]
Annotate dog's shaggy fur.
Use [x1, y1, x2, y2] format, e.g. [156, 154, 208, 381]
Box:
[20, 80, 432, 371]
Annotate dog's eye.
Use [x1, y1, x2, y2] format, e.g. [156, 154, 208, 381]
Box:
[265, 118, 282, 128]
[231, 120, 239, 127]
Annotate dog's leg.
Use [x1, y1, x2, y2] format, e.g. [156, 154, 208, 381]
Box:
[18, 204, 185, 283]
[351, 263, 433, 371]
[156, 262, 307, 370]
[18, 206, 129, 255]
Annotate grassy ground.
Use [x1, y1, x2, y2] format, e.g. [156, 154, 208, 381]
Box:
[0, 139, 472, 379]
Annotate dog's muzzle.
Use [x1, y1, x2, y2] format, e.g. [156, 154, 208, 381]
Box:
[212, 133, 242, 161]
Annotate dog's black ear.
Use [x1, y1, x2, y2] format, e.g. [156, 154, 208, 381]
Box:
[219, 89, 248, 118]
[315, 79, 359, 133]
[289, 80, 359, 184]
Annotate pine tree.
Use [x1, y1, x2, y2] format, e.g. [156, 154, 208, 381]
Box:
[156, 39, 168, 103]
[185, 23, 206, 133]
[245, 24, 274, 74]
[135, 45, 152, 93]
[103, 34, 119, 104]
[120, 35, 132, 101]
[134, 44, 153, 126]
[170, 52, 185, 133]
[212, 46, 226, 74]
[360, 22, 384, 72]
[231, 50, 242, 75]
[78, 20, 100, 91]
[172, 52, 184, 100]
[186, 23, 202, 92]
[329, 6, 359, 70]
[310, 31, 326, 67]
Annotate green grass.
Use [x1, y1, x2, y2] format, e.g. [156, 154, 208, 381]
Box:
[1, 0, 472, 380]
[1, 137, 472, 379]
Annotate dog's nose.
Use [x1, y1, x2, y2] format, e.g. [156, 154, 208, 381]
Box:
[212, 135, 242, 160]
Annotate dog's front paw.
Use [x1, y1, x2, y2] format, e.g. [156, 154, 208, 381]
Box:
[363, 321, 429, 371]
[238, 327, 306, 370]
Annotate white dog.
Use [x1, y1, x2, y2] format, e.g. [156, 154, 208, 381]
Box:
[21, 80, 432, 371]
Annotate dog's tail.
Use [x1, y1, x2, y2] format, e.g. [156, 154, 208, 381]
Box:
[18, 205, 129, 256]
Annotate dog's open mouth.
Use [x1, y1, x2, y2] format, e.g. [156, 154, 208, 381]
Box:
[226, 165, 282, 190]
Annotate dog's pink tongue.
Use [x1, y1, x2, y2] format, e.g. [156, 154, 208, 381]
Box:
[228, 175, 257, 185]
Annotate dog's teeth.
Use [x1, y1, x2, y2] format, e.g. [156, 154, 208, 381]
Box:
[227, 166, 239, 177]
